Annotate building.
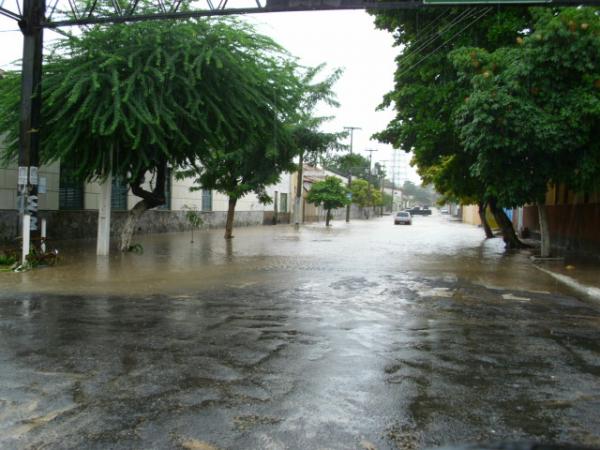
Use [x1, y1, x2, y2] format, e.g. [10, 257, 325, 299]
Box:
[0, 148, 294, 242]
[513, 186, 600, 256]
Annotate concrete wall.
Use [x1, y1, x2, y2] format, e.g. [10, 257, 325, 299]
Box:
[0, 208, 264, 243]
[462, 204, 482, 226]
[518, 202, 600, 256]
[0, 161, 60, 210]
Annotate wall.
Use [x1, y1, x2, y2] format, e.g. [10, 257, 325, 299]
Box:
[0, 161, 60, 210]
[461, 204, 481, 226]
[0, 208, 264, 244]
[518, 202, 600, 256]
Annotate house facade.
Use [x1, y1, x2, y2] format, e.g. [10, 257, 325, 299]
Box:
[0, 154, 294, 242]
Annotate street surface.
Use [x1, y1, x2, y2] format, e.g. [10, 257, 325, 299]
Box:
[1, 213, 599, 449]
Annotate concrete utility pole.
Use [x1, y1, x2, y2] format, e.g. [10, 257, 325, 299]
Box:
[365, 149, 378, 219]
[294, 152, 303, 226]
[17, 0, 45, 256]
[343, 126, 360, 223]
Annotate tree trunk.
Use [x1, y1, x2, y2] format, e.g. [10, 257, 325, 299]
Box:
[120, 200, 149, 251]
[119, 160, 167, 251]
[326, 208, 331, 227]
[488, 197, 527, 249]
[295, 152, 304, 226]
[224, 196, 237, 239]
[537, 202, 551, 257]
[478, 201, 494, 239]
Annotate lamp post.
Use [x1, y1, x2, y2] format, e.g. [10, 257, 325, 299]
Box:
[343, 126, 360, 223]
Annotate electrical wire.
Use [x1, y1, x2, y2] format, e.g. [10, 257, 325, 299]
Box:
[414, 8, 452, 43]
[400, 8, 478, 63]
[396, 7, 493, 80]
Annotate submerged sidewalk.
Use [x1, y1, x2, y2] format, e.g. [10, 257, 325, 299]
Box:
[532, 255, 600, 303]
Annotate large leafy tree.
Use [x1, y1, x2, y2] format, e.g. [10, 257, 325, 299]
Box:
[291, 65, 345, 225]
[453, 7, 600, 256]
[324, 153, 371, 180]
[178, 64, 341, 239]
[306, 176, 350, 226]
[371, 6, 533, 246]
[350, 178, 384, 218]
[0, 18, 302, 250]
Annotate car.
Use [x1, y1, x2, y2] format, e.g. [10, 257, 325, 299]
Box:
[440, 206, 449, 214]
[394, 211, 412, 225]
[405, 206, 432, 216]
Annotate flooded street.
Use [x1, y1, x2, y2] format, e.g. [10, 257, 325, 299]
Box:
[1, 214, 599, 449]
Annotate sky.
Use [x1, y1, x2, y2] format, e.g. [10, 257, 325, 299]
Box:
[0, 8, 420, 183]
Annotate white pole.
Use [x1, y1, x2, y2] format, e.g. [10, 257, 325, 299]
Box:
[41, 218, 46, 253]
[22, 214, 31, 264]
[97, 174, 112, 256]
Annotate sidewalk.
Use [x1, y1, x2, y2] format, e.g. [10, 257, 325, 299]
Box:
[534, 259, 600, 303]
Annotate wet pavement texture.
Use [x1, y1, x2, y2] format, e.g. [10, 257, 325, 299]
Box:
[1, 214, 599, 450]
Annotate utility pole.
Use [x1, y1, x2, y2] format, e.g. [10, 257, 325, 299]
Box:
[365, 149, 378, 220]
[343, 126, 360, 223]
[17, 0, 45, 261]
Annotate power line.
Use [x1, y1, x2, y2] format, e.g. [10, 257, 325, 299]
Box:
[396, 7, 493, 80]
[400, 7, 478, 63]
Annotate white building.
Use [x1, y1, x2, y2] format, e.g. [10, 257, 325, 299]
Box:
[0, 153, 294, 242]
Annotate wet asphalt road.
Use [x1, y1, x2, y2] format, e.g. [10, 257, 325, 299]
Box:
[1, 213, 599, 450]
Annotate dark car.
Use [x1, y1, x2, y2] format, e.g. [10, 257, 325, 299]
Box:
[406, 206, 432, 216]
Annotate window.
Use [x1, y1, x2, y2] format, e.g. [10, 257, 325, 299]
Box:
[157, 168, 172, 210]
[201, 189, 212, 212]
[59, 162, 83, 210]
[111, 177, 128, 211]
[280, 193, 288, 213]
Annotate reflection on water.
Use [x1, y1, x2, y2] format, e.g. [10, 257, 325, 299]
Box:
[0, 215, 571, 298]
[1, 215, 600, 449]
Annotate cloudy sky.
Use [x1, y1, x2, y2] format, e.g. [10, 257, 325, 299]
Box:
[0, 8, 419, 182]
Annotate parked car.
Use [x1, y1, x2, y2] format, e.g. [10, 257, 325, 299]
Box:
[394, 211, 412, 225]
[440, 206, 449, 214]
[406, 206, 432, 216]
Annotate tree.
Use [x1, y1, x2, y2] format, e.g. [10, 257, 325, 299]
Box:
[0, 18, 303, 249]
[418, 154, 493, 238]
[324, 153, 371, 179]
[177, 63, 342, 239]
[452, 7, 600, 256]
[350, 179, 371, 209]
[371, 7, 533, 246]
[291, 65, 345, 225]
[350, 178, 383, 218]
[306, 176, 350, 226]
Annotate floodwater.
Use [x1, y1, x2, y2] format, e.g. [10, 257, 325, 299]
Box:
[1, 213, 599, 449]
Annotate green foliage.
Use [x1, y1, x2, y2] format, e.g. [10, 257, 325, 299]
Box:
[177, 63, 341, 208]
[452, 7, 600, 206]
[0, 252, 17, 267]
[183, 205, 204, 229]
[350, 179, 371, 208]
[127, 243, 144, 254]
[371, 7, 533, 207]
[306, 176, 350, 211]
[383, 192, 393, 210]
[0, 19, 301, 187]
[325, 153, 370, 179]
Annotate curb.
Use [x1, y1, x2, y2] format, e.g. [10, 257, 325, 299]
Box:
[534, 265, 600, 303]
